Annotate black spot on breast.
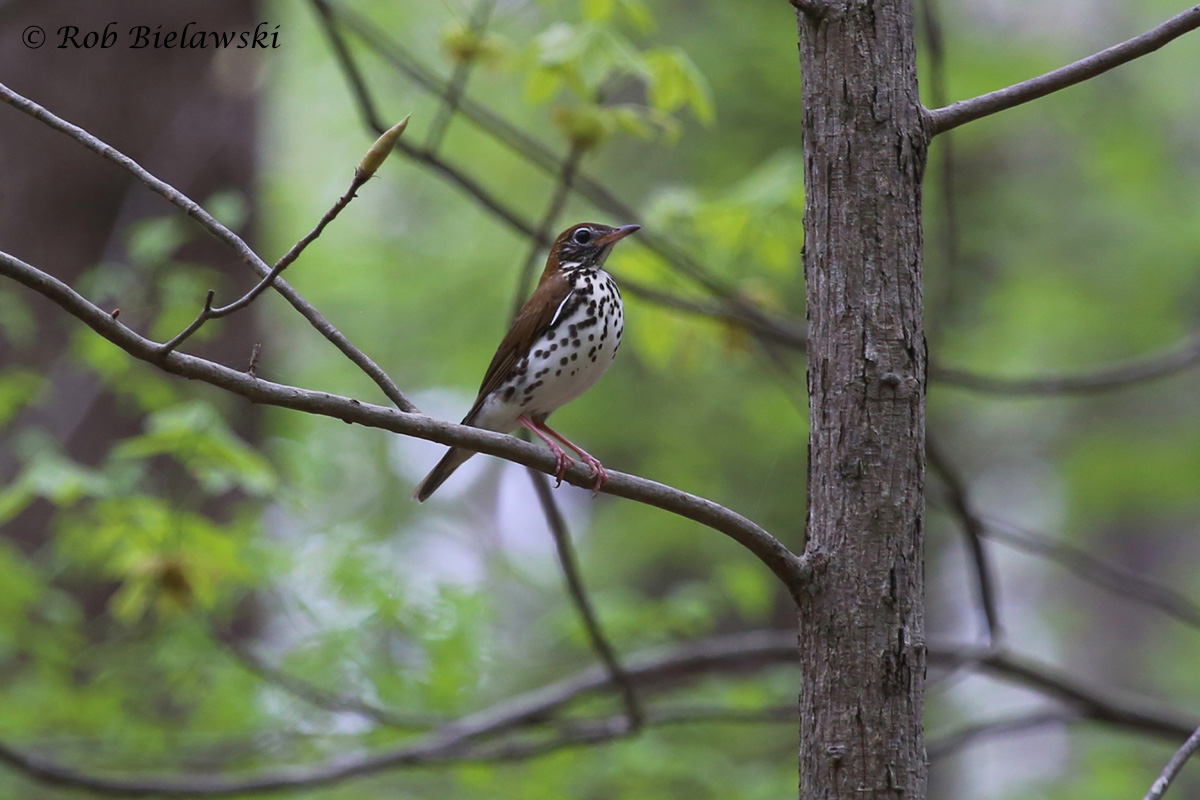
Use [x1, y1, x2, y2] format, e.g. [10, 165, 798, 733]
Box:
[560, 357, 569, 366]
[555, 369, 562, 377]
[503, 386, 515, 401]
[588, 334, 595, 342]
[572, 338, 581, 347]
[570, 353, 577, 361]
[550, 343, 558, 352]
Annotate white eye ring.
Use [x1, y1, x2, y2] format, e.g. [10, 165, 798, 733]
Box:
[573, 228, 593, 245]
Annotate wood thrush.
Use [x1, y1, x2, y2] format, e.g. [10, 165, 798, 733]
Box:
[414, 222, 640, 502]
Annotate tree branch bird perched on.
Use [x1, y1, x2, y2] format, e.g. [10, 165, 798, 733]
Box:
[414, 222, 640, 502]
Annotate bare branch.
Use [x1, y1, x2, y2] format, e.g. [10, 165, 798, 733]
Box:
[507, 139, 642, 731]
[460, 704, 794, 762]
[978, 516, 1200, 632]
[310, 0, 811, 355]
[0, 250, 809, 592]
[424, 0, 496, 152]
[620, 276, 809, 350]
[932, 334, 1200, 395]
[1, 627, 1196, 795]
[0, 81, 418, 414]
[0, 631, 798, 796]
[510, 144, 585, 318]
[927, 711, 1078, 761]
[930, 645, 1200, 742]
[928, 5, 1200, 136]
[926, 435, 1002, 644]
[161, 168, 375, 355]
[1144, 722, 1200, 800]
[212, 624, 442, 731]
[530, 471, 642, 731]
[160, 290, 215, 354]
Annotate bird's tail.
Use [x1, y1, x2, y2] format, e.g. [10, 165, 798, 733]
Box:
[413, 446, 476, 502]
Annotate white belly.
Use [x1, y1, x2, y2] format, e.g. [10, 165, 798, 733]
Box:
[475, 270, 623, 431]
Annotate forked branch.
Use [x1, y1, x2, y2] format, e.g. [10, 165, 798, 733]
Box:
[0, 251, 809, 593]
[0, 81, 418, 414]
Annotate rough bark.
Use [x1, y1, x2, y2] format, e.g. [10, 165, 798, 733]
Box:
[795, 2, 929, 798]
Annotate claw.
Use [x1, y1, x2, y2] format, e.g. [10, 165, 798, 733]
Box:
[552, 447, 571, 488]
[518, 415, 609, 495]
[582, 454, 608, 496]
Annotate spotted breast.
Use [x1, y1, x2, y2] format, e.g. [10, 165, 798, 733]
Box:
[414, 222, 638, 502]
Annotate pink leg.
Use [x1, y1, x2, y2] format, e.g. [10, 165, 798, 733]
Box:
[519, 416, 573, 487]
[537, 421, 609, 496]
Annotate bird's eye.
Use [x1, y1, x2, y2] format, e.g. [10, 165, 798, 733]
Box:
[572, 228, 593, 245]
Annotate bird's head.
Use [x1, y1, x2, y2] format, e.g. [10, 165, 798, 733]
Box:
[548, 222, 640, 274]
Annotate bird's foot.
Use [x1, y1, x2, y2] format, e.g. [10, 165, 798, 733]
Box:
[550, 443, 573, 488]
[579, 453, 608, 496]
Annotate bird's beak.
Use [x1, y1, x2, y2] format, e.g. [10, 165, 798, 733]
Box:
[597, 224, 641, 246]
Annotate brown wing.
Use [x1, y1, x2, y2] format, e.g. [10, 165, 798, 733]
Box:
[461, 270, 574, 424]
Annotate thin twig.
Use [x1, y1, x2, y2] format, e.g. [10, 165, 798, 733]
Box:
[506, 137, 641, 731]
[312, 0, 810, 353]
[620, 276, 808, 349]
[530, 471, 642, 731]
[1144, 722, 1200, 800]
[926, 434, 1002, 645]
[932, 334, 1200, 395]
[927, 711, 1078, 761]
[424, 0, 496, 153]
[928, 5, 1200, 135]
[510, 144, 585, 317]
[308, 0, 547, 242]
[161, 168, 373, 355]
[1, 628, 1196, 794]
[0, 630, 798, 796]
[160, 290, 216, 354]
[930, 645, 1200, 742]
[212, 625, 443, 730]
[977, 515, 1200, 632]
[0, 248, 810, 593]
[0, 81, 417, 414]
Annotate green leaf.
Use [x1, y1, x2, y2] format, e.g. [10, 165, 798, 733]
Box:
[114, 401, 277, 496]
[581, 0, 614, 21]
[204, 190, 249, 232]
[125, 216, 189, 266]
[646, 48, 716, 124]
[0, 369, 42, 425]
[0, 288, 36, 348]
[0, 449, 110, 524]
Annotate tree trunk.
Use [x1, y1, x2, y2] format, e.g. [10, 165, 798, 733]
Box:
[0, 0, 261, 617]
[795, 2, 928, 798]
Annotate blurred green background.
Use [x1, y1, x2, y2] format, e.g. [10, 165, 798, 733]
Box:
[2, 0, 1200, 798]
